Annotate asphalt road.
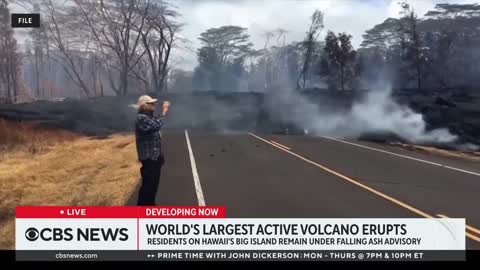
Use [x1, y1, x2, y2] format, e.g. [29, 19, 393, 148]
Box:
[128, 130, 480, 249]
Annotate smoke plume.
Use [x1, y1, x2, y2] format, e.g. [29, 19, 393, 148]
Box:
[266, 85, 461, 145]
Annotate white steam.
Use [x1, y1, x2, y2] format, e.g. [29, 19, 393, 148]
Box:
[268, 86, 459, 145]
[347, 89, 457, 144]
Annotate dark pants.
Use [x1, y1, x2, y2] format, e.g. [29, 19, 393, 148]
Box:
[137, 156, 164, 206]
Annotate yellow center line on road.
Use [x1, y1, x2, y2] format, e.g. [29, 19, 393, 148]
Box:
[437, 214, 480, 242]
[248, 132, 479, 243]
[269, 140, 291, 150]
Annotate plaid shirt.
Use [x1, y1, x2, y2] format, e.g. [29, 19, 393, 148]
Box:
[135, 112, 165, 161]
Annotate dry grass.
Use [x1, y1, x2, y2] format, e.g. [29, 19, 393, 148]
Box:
[0, 119, 79, 160]
[390, 142, 480, 162]
[0, 120, 140, 250]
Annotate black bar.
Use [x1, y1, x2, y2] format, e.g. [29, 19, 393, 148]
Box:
[11, 14, 40, 28]
[15, 250, 466, 261]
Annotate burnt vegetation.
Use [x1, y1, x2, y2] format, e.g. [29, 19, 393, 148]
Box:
[1, 1, 480, 149]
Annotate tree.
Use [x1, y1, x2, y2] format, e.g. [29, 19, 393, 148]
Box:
[196, 26, 253, 91]
[198, 26, 253, 66]
[398, 0, 427, 90]
[74, 0, 153, 96]
[0, 0, 20, 103]
[262, 30, 275, 49]
[361, 17, 405, 88]
[138, 1, 180, 93]
[29, 2, 49, 98]
[275, 28, 288, 47]
[323, 31, 356, 91]
[424, 3, 480, 20]
[257, 29, 291, 90]
[18, 0, 95, 97]
[422, 3, 480, 89]
[317, 54, 335, 89]
[361, 18, 401, 51]
[17, 0, 182, 97]
[261, 30, 275, 89]
[297, 10, 324, 89]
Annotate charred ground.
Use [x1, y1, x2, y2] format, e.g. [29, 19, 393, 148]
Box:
[0, 88, 479, 149]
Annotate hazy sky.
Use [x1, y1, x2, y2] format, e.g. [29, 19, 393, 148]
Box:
[12, 0, 477, 70]
[171, 0, 475, 70]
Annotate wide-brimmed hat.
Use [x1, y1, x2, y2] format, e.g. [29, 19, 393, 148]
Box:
[130, 95, 157, 109]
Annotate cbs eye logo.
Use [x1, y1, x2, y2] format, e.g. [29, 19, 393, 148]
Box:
[25, 227, 39, 241]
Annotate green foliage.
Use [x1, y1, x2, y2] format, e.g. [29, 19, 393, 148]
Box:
[323, 31, 356, 91]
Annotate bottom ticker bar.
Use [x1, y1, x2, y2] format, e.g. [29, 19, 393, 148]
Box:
[16, 250, 466, 261]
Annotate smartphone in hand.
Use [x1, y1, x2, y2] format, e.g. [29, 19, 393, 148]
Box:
[162, 100, 171, 115]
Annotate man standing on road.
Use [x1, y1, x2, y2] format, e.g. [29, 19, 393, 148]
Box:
[134, 95, 171, 206]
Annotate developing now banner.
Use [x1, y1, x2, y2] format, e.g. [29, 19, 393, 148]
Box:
[15, 206, 466, 261]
